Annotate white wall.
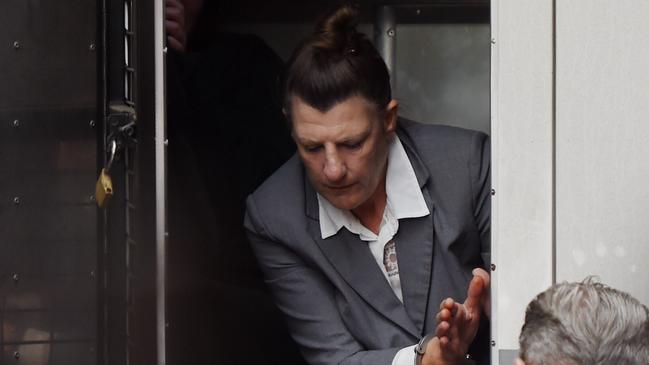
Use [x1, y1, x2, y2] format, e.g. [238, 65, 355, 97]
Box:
[555, 0, 649, 305]
[493, 0, 649, 363]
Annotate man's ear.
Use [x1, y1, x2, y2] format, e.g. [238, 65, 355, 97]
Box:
[514, 358, 526, 365]
[384, 99, 398, 133]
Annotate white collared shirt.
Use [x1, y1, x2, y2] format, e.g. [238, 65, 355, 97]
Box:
[317, 135, 429, 365]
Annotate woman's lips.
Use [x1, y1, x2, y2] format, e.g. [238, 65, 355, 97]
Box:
[326, 183, 354, 190]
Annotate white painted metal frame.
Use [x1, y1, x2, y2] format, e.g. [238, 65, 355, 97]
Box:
[490, 0, 554, 363]
[154, 0, 167, 364]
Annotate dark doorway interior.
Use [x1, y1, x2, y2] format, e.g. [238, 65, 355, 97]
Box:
[164, 1, 489, 364]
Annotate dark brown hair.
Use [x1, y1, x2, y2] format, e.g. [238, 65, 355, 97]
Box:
[283, 4, 392, 116]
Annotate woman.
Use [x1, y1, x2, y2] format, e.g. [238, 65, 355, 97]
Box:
[245, 4, 491, 365]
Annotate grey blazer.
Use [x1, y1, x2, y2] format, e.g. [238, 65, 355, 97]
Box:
[244, 119, 491, 365]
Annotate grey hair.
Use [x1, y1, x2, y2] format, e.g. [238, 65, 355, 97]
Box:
[519, 277, 649, 365]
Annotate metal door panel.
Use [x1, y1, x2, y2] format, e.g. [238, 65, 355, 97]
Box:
[0, 241, 95, 277]
[0, 109, 96, 142]
[2, 276, 95, 311]
[0, 108, 97, 144]
[0, 0, 97, 109]
[1, 0, 100, 363]
[0, 172, 96, 206]
[48, 343, 96, 365]
[0, 206, 96, 242]
[1, 311, 48, 343]
[1, 343, 96, 365]
[1, 309, 94, 343]
[50, 310, 96, 341]
[1, 310, 95, 346]
[2, 344, 52, 365]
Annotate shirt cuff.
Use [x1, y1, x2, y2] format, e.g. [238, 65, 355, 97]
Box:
[392, 345, 417, 365]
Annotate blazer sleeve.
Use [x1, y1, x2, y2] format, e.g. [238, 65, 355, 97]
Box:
[244, 195, 402, 365]
[468, 132, 491, 271]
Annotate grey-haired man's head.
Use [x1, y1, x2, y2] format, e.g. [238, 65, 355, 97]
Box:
[516, 279, 649, 365]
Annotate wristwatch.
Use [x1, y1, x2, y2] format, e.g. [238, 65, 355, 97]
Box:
[414, 333, 434, 365]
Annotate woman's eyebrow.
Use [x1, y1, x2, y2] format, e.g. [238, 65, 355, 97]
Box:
[339, 129, 370, 144]
[295, 136, 321, 145]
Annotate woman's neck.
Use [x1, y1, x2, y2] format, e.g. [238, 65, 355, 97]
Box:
[351, 174, 387, 235]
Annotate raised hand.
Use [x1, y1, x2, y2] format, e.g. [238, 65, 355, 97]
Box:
[433, 268, 491, 363]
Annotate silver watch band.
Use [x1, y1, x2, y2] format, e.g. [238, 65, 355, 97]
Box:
[414, 334, 435, 365]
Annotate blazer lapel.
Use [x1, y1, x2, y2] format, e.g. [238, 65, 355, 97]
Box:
[304, 176, 420, 338]
[394, 194, 435, 335]
[395, 125, 436, 335]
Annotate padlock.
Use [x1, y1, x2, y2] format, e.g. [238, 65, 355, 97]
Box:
[96, 140, 117, 208]
[95, 168, 114, 208]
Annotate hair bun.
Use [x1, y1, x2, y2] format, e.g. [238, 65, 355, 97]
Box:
[284, 2, 391, 113]
[315, 4, 360, 52]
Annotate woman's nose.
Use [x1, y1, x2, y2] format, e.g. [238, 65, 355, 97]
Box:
[323, 150, 346, 182]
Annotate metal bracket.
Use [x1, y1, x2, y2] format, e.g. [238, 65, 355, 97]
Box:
[107, 102, 137, 148]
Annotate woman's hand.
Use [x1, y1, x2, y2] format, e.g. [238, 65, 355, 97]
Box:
[165, 0, 187, 52]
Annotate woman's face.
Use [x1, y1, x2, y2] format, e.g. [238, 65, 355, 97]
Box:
[290, 95, 398, 210]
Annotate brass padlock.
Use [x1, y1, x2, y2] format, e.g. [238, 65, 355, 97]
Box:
[96, 140, 117, 208]
[95, 168, 114, 208]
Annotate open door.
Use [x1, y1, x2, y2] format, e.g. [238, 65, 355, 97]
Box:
[0, 1, 100, 364]
[0, 1, 167, 364]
